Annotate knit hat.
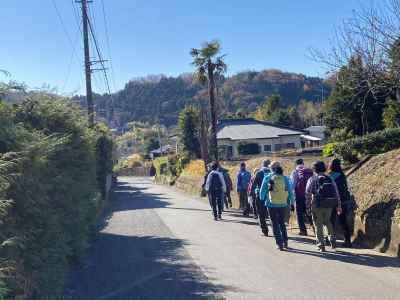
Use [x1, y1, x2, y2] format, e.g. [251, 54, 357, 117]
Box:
[270, 161, 281, 170]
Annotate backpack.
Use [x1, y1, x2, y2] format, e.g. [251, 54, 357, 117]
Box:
[255, 168, 270, 198]
[223, 171, 233, 190]
[315, 175, 338, 208]
[295, 167, 313, 198]
[268, 175, 288, 206]
[210, 172, 223, 194]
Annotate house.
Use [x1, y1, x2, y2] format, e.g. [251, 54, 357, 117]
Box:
[150, 145, 173, 159]
[217, 118, 309, 159]
[305, 126, 326, 141]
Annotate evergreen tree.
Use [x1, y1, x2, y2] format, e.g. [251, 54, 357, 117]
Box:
[383, 99, 400, 128]
[324, 55, 387, 137]
[178, 106, 201, 157]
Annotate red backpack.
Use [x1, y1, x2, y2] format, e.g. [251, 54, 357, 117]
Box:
[295, 167, 313, 198]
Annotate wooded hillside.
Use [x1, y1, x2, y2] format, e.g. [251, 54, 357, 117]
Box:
[75, 69, 331, 127]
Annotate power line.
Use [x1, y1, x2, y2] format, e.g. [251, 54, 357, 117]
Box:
[52, 0, 83, 93]
[61, 30, 81, 93]
[87, 17, 112, 95]
[71, 0, 83, 34]
[100, 0, 117, 91]
[87, 13, 115, 122]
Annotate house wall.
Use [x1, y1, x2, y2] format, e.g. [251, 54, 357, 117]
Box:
[218, 135, 302, 158]
[308, 129, 325, 140]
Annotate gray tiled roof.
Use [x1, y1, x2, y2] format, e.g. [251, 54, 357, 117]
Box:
[217, 119, 305, 141]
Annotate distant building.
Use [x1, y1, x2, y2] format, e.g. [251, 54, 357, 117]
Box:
[305, 126, 326, 141]
[217, 118, 309, 159]
[150, 145, 173, 159]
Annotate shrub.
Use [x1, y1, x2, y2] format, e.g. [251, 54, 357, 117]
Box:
[153, 153, 191, 178]
[238, 143, 260, 155]
[323, 143, 335, 158]
[181, 160, 206, 177]
[334, 128, 400, 162]
[0, 97, 114, 299]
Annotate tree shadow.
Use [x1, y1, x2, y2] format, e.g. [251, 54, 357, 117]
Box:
[353, 199, 400, 254]
[66, 234, 234, 300]
[287, 247, 400, 269]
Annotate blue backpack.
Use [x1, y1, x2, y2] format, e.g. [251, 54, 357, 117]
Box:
[238, 171, 251, 190]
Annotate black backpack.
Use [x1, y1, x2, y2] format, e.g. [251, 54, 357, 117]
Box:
[210, 172, 223, 194]
[315, 175, 338, 208]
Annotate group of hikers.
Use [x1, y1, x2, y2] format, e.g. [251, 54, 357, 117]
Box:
[203, 158, 356, 252]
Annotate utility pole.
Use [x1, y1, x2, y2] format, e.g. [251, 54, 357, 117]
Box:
[80, 0, 94, 127]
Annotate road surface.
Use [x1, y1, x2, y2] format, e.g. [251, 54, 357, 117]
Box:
[67, 177, 400, 300]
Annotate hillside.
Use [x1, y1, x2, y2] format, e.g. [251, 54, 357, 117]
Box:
[75, 69, 331, 127]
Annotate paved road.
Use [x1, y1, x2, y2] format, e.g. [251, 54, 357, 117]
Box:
[68, 177, 400, 300]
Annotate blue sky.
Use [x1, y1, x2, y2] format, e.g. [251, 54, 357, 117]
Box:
[0, 0, 362, 95]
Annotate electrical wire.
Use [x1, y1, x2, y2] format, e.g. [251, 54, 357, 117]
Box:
[100, 0, 117, 92]
[52, 0, 83, 94]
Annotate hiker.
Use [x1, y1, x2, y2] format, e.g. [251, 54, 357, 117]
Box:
[205, 162, 227, 221]
[237, 162, 251, 216]
[248, 168, 260, 219]
[306, 161, 342, 252]
[291, 158, 314, 236]
[260, 161, 294, 250]
[251, 160, 271, 236]
[220, 166, 233, 208]
[201, 163, 211, 197]
[329, 158, 355, 248]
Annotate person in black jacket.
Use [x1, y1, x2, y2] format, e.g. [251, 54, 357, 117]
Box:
[219, 166, 233, 208]
[250, 159, 271, 236]
[328, 158, 354, 248]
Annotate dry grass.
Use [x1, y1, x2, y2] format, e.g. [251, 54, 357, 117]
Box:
[348, 149, 400, 223]
[181, 160, 205, 178]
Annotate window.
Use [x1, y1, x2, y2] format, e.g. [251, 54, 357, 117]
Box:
[286, 143, 295, 149]
[263, 145, 272, 152]
[274, 144, 282, 152]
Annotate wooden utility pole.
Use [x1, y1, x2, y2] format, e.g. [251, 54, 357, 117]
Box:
[80, 0, 94, 126]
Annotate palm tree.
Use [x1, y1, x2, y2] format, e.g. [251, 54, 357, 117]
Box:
[190, 41, 227, 161]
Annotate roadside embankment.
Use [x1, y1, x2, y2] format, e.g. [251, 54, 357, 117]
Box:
[348, 149, 400, 257]
[159, 152, 400, 257]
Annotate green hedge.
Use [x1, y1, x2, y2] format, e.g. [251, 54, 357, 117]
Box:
[334, 128, 400, 162]
[153, 152, 191, 184]
[0, 97, 114, 299]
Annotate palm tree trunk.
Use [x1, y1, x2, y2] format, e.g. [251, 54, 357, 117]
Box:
[208, 65, 218, 161]
[199, 104, 210, 172]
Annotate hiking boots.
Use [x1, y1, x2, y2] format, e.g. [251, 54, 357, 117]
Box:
[317, 244, 326, 252]
[283, 241, 289, 249]
[343, 241, 352, 248]
[330, 240, 337, 250]
[298, 230, 307, 236]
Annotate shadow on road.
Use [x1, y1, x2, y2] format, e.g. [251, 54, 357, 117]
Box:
[67, 234, 233, 299]
[288, 237, 400, 269]
[67, 179, 236, 299]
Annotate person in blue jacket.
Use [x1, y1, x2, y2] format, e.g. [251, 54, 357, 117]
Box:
[236, 162, 251, 216]
[260, 161, 294, 251]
